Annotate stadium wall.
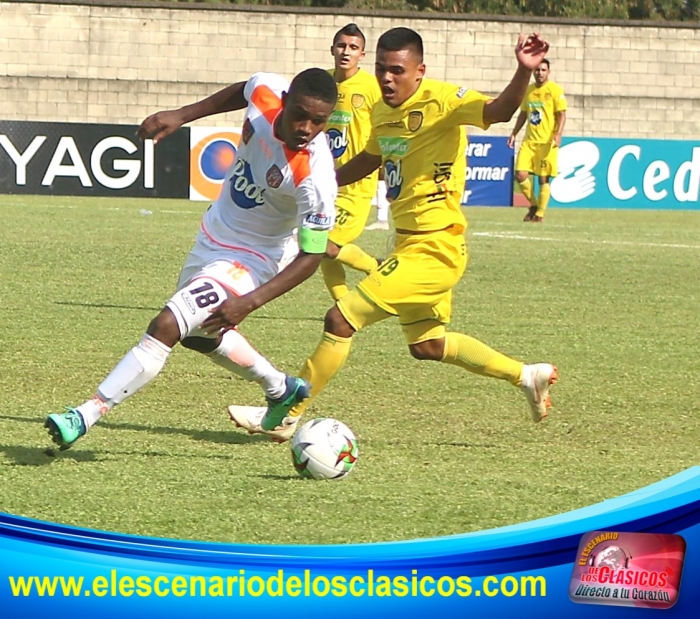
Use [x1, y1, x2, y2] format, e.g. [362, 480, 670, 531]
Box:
[0, 0, 699, 140]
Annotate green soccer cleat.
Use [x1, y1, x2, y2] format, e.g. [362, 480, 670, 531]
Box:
[261, 376, 310, 432]
[44, 408, 86, 450]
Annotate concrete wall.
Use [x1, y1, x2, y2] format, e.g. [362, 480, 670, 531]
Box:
[1, 0, 699, 139]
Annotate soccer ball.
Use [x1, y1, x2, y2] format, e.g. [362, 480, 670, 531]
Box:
[290, 418, 359, 480]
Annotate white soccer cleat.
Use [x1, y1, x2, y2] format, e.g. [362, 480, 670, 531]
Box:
[365, 221, 390, 231]
[227, 405, 299, 443]
[520, 363, 559, 422]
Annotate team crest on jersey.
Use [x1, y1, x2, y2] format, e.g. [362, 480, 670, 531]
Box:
[408, 111, 423, 132]
[351, 94, 365, 108]
[266, 164, 283, 188]
[456, 87, 467, 99]
[242, 119, 254, 145]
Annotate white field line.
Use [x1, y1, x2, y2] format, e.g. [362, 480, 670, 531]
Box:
[471, 231, 700, 250]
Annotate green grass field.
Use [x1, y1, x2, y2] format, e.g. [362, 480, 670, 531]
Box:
[1, 194, 698, 545]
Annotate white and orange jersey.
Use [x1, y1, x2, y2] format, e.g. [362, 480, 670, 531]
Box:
[202, 72, 337, 267]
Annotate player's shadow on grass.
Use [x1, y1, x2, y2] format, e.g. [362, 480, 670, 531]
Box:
[0, 414, 266, 448]
[0, 444, 98, 466]
[54, 301, 323, 322]
[97, 420, 267, 446]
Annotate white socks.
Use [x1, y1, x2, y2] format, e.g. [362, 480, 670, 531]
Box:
[77, 334, 171, 429]
[209, 329, 286, 399]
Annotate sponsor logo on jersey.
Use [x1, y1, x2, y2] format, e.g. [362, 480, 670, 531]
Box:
[241, 118, 254, 145]
[529, 110, 542, 126]
[408, 111, 423, 132]
[384, 159, 403, 200]
[328, 110, 351, 126]
[326, 127, 348, 159]
[266, 164, 283, 188]
[377, 137, 409, 157]
[304, 213, 332, 227]
[229, 157, 265, 209]
[351, 93, 365, 108]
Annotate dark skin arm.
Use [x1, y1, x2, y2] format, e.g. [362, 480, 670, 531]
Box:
[336, 150, 382, 187]
[201, 251, 323, 334]
[483, 33, 550, 126]
[137, 82, 248, 144]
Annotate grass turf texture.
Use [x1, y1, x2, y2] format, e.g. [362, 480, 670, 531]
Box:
[0, 194, 698, 545]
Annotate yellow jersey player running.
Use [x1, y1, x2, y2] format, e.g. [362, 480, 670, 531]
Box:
[227, 28, 559, 442]
[507, 58, 567, 223]
[320, 23, 383, 301]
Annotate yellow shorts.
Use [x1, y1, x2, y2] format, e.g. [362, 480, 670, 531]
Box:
[328, 192, 373, 247]
[516, 141, 559, 177]
[337, 227, 467, 342]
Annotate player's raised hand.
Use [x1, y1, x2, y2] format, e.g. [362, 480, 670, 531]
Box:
[515, 33, 550, 71]
[137, 109, 186, 145]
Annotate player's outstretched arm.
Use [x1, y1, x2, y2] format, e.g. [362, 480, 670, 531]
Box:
[507, 111, 528, 148]
[201, 252, 323, 333]
[137, 81, 248, 144]
[336, 151, 382, 187]
[484, 33, 549, 127]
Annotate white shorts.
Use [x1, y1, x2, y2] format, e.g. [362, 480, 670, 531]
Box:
[175, 229, 279, 296]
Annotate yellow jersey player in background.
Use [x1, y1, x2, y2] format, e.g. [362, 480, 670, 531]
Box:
[321, 23, 383, 301]
[229, 27, 559, 442]
[508, 59, 567, 223]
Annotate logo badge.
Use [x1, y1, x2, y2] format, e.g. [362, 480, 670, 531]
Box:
[569, 531, 686, 609]
[241, 118, 254, 145]
[351, 94, 365, 108]
[265, 164, 283, 188]
[408, 111, 423, 132]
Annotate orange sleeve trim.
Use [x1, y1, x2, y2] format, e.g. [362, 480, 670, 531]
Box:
[250, 85, 282, 125]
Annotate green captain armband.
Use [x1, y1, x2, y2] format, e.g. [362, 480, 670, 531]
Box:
[298, 227, 329, 254]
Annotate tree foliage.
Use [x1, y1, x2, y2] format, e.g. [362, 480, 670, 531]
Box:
[180, 0, 700, 21]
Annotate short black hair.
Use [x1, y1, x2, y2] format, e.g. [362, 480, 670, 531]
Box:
[540, 58, 551, 68]
[288, 68, 338, 105]
[377, 27, 424, 62]
[333, 23, 366, 49]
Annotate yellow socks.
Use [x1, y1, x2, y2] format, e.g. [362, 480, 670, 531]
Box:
[536, 183, 550, 218]
[336, 244, 378, 274]
[441, 332, 523, 385]
[321, 257, 349, 301]
[289, 332, 353, 418]
[519, 177, 536, 206]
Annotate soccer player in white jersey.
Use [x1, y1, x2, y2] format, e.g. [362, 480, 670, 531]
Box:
[45, 69, 338, 450]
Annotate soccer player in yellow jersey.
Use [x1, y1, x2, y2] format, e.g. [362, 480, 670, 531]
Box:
[321, 23, 384, 301]
[228, 28, 559, 441]
[508, 59, 567, 222]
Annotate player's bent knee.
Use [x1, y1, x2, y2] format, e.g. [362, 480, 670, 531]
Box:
[165, 277, 229, 340]
[146, 308, 181, 348]
[324, 305, 355, 338]
[181, 336, 220, 354]
[408, 339, 445, 361]
[325, 242, 340, 260]
[515, 171, 529, 183]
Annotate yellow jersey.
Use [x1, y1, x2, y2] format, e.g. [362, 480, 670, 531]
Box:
[325, 68, 381, 203]
[365, 78, 490, 233]
[521, 80, 567, 144]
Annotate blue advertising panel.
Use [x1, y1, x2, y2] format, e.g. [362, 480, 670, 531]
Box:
[462, 135, 514, 206]
[550, 137, 700, 210]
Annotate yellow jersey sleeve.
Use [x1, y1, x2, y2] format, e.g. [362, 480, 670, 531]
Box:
[441, 86, 492, 131]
